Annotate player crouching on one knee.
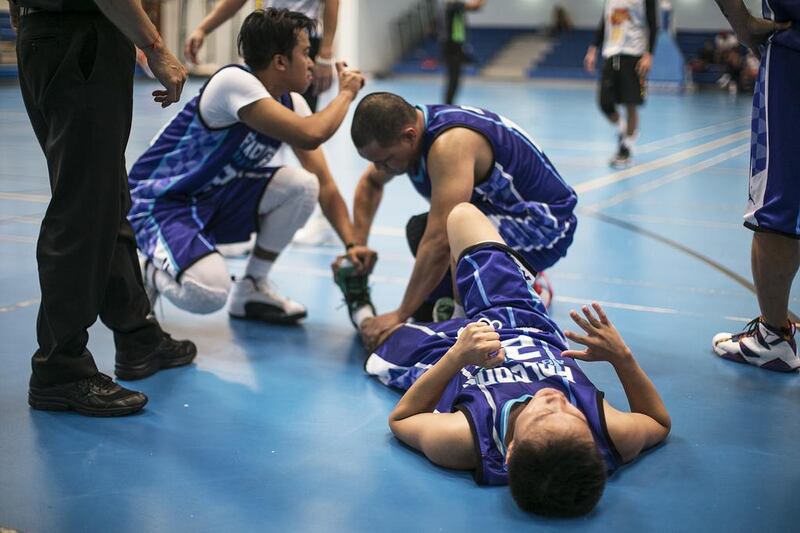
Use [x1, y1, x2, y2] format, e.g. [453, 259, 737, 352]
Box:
[127, 8, 375, 323]
[348, 203, 671, 517]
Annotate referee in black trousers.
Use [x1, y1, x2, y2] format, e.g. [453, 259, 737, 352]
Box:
[11, 0, 196, 416]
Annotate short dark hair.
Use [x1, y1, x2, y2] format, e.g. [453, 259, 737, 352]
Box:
[237, 8, 315, 70]
[351, 92, 418, 148]
[507, 436, 607, 517]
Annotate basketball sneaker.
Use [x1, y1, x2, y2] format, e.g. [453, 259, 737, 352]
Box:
[609, 144, 632, 169]
[334, 260, 375, 329]
[433, 297, 455, 322]
[712, 318, 799, 372]
[228, 276, 307, 324]
[533, 271, 553, 308]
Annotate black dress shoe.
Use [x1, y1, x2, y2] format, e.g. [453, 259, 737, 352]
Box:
[28, 373, 148, 417]
[115, 333, 197, 381]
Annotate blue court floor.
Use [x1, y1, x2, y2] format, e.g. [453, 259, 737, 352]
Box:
[1, 76, 798, 532]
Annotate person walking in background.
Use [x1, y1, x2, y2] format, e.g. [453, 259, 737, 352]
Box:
[584, 0, 657, 168]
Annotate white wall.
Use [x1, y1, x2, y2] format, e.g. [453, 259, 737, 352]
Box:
[469, 0, 763, 31]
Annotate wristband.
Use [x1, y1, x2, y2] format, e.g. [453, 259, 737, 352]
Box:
[345, 242, 357, 250]
[315, 55, 333, 66]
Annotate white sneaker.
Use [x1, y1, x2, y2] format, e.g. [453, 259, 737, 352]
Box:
[228, 276, 307, 324]
[712, 318, 799, 373]
[292, 212, 338, 246]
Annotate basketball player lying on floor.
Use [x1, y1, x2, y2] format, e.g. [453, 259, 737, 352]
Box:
[340, 203, 671, 517]
[127, 8, 374, 324]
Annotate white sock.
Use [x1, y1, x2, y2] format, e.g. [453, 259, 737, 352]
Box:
[452, 302, 466, 318]
[622, 135, 636, 150]
[244, 255, 274, 281]
[615, 118, 626, 135]
[353, 305, 376, 329]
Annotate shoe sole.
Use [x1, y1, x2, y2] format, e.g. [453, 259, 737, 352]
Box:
[28, 391, 147, 417]
[115, 348, 198, 381]
[713, 344, 799, 373]
[229, 302, 307, 325]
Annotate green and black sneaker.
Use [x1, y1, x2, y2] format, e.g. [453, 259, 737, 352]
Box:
[335, 259, 376, 329]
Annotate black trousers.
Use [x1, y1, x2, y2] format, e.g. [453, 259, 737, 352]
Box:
[16, 11, 162, 385]
[441, 41, 463, 105]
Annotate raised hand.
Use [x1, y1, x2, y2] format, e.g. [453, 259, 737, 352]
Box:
[562, 302, 632, 364]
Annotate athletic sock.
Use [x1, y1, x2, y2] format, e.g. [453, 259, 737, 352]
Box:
[615, 118, 627, 136]
[353, 305, 376, 329]
[621, 134, 636, 151]
[245, 255, 274, 282]
[452, 302, 466, 318]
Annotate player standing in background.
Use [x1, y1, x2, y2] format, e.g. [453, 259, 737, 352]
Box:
[584, 0, 657, 168]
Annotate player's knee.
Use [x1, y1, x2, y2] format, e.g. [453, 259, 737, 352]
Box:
[284, 166, 320, 207]
[447, 202, 479, 233]
[599, 95, 615, 117]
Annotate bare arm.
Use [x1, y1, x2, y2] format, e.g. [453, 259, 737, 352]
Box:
[713, 0, 792, 58]
[394, 131, 477, 320]
[464, 0, 485, 11]
[318, 0, 339, 60]
[184, 0, 248, 64]
[388, 322, 504, 469]
[93, 0, 186, 107]
[238, 63, 363, 150]
[562, 303, 671, 462]
[293, 146, 354, 243]
[353, 165, 392, 244]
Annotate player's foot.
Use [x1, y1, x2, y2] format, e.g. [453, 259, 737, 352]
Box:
[533, 271, 553, 308]
[609, 144, 632, 169]
[29, 372, 148, 417]
[712, 318, 799, 372]
[334, 260, 375, 329]
[433, 297, 455, 322]
[228, 276, 307, 324]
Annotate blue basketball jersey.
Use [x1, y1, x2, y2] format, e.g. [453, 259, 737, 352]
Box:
[128, 65, 291, 202]
[368, 243, 622, 485]
[764, 0, 800, 50]
[408, 105, 578, 266]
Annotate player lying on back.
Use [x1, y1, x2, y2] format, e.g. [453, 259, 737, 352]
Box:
[337, 203, 670, 516]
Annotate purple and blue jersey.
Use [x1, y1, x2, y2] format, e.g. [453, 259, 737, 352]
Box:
[127, 65, 292, 275]
[367, 242, 622, 485]
[764, 0, 800, 51]
[409, 104, 578, 272]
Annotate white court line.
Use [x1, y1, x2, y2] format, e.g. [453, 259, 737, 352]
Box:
[586, 144, 749, 210]
[636, 117, 749, 154]
[0, 298, 39, 314]
[0, 234, 37, 243]
[0, 192, 50, 203]
[574, 130, 749, 194]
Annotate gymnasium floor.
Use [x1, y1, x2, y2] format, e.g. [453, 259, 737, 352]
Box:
[1, 76, 798, 532]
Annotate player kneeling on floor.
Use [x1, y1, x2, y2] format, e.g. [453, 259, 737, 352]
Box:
[128, 8, 374, 324]
[336, 203, 671, 516]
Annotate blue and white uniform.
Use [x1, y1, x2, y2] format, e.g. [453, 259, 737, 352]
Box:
[409, 105, 578, 272]
[746, 1, 800, 239]
[367, 242, 621, 485]
[128, 65, 310, 277]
